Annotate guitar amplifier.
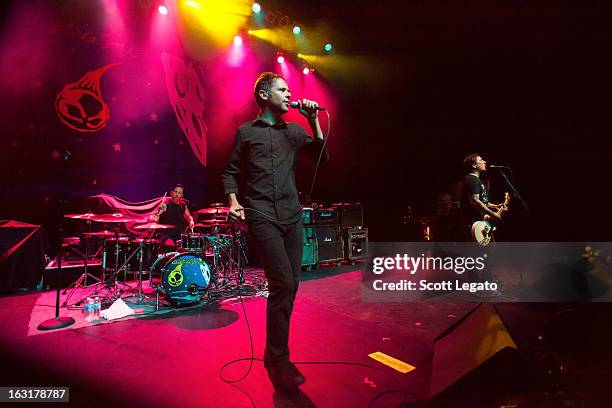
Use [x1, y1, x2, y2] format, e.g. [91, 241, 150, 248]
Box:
[301, 207, 313, 225]
[313, 208, 339, 224]
[313, 225, 343, 263]
[343, 227, 368, 261]
[301, 226, 318, 267]
[333, 203, 364, 228]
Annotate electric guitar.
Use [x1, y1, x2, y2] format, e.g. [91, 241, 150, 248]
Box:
[471, 192, 510, 246]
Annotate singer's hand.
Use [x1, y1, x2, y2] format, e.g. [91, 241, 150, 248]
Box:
[228, 203, 245, 222]
[298, 98, 319, 120]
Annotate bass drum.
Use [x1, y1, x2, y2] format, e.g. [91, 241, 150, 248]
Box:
[151, 252, 211, 306]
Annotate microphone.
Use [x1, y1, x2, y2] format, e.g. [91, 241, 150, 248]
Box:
[488, 165, 510, 169]
[289, 101, 326, 111]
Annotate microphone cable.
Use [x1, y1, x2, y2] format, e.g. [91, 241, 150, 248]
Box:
[306, 109, 331, 203]
[218, 252, 421, 407]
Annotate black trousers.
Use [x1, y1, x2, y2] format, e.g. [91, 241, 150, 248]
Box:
[248, 218, 303, 366]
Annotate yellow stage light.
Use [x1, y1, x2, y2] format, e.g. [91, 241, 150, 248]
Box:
[179, 0, 252, 49]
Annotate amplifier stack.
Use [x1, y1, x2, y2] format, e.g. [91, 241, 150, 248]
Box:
[300, 203, 368, 269]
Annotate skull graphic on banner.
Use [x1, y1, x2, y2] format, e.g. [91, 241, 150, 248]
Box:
[55, 64, 115, 132]
[161, 52, 208, 167]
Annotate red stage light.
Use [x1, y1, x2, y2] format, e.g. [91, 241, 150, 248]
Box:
[277, 55, 285, 64]
[302, 67, 310, 75]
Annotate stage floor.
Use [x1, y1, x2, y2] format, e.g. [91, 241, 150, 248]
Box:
[0, 265, 610, 407]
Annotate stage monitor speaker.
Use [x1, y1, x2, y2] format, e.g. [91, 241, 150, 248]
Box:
[429, 303, 532, 407]
[301, 226, 318, 267]
[313, 225, 343, 263]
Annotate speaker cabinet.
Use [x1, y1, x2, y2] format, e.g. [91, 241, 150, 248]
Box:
[312, 225, 343, 263]
[343, 227, 368, 261]
[334, 203, 364, 228]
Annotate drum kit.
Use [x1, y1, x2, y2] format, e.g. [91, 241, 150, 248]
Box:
[62, 206, 247, 309]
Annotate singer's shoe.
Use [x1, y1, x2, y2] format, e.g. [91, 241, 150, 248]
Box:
[265, 362, 306, 388]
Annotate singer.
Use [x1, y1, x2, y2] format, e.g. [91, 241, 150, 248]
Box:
[222, 72, 328, 389]
[151, 183, 195, 247]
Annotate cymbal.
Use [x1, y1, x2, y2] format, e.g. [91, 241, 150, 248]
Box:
[64, 212, 99, 220]
[90, 213, 146, 223]
[133, 222, 174, 230]
[82, 230, 126, 237]
[194, 207, 229, 215]
[196, 220, 229, 227]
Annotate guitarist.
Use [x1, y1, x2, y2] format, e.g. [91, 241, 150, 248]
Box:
[461, 153, 503, 240]
[460, 153, 503, 284]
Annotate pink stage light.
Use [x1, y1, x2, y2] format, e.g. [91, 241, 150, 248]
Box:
[158, 5, 168, 15]
[277, 55, 285, 64]
[233, 35, 243, 46]
[302, 67, 311, 75]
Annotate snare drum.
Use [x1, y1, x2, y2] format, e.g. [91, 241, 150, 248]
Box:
[177, 233, 206, 254]
[102, 237, 130, 270]
[150, 252, 211, 306]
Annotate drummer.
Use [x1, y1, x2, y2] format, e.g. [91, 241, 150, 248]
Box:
[151, 184, 195, 248]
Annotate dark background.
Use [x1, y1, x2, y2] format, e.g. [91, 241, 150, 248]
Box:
[1, 0, 611, 245]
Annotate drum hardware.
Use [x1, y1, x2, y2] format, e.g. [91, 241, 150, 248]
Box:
[194, 206, 229, 215]
[133, 222, 174, 230]
[74, 214, 147, 305]
[177, 232, 206, 254]
[120, 239, 158, 304]
[62, 212, 103, 307]
[149, 252, 212, 307]
[89, 213, 148, 224]
[62, 210, 254, 311]
[82, 230, 127, 237]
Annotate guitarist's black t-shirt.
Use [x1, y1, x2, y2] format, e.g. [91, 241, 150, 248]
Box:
[461, 174, 488, 234]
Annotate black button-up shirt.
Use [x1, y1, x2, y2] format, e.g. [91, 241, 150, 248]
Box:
[222, 117, 328, 224]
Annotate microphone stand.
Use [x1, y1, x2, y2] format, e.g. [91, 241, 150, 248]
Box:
[497, 168, 530, 213]
[496, 167, 529, 290]
[38, 176, 75, 330]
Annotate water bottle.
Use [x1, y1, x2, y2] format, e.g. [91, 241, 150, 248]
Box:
[82, 297, 90, 321]
[86, 298, 95, 322]
[94, 297, 101, 320]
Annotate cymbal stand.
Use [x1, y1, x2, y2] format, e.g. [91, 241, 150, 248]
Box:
[121, 240, 156, 304]
[62, 217, 101, 307]
[84, 224, 133, 304]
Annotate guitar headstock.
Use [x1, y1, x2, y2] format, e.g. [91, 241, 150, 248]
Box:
[502, 192, 511, 208]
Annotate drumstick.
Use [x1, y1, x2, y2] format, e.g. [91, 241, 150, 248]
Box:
[155, 192, 167, 217]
